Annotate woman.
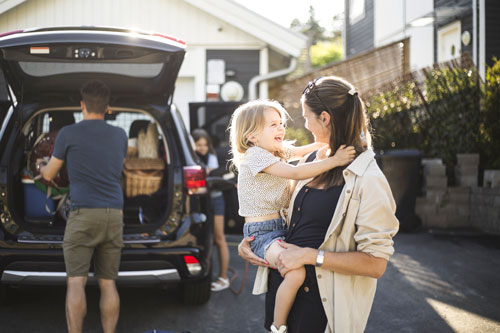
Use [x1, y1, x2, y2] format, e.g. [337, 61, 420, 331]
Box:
[192, 128, 230, 291]
[238, 76, 399, 332]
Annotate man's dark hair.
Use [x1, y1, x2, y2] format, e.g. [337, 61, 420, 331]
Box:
[80, 80, 110, 115]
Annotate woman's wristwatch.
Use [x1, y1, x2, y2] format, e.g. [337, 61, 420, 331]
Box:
[315, 249, 325, 267]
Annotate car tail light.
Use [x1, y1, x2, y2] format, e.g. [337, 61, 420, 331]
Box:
[183, 166, 207, 195]
[0, 30, 24, 38]
[152, 33, 186, 45]
[184, 255, 202, 275]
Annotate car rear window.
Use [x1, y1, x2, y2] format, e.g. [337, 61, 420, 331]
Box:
[19, 62, 164, 78]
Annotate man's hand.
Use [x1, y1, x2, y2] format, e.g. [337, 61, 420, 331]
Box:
[37, 156, 64, 181]
[238, 236, 269, 267]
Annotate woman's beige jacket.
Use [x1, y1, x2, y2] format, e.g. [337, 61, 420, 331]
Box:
[252, 149, 399, 332]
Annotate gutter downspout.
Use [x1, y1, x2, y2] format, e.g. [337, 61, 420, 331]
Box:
[479, 0, 485, 79]
[248, 58, 298, 100]
[473, 0, 477, 66]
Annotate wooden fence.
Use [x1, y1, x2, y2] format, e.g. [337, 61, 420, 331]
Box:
[270, 38, 410, 124]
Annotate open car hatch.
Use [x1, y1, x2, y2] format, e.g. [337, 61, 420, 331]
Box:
[0, 27, 186, 105]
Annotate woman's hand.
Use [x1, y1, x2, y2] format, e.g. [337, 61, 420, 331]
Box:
[238, 236, 269, 267]
[277, 242, 316, 277]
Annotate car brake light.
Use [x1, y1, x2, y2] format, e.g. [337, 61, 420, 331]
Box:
[184, 255, 202, 275]
[183, 166, 207, 195]
[0, 30, 24, 38]
[152, 33, 186, 45]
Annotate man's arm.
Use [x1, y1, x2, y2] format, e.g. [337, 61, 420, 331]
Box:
[37, 157, 64, 182]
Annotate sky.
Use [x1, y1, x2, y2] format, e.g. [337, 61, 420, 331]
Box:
[233, 0, 344, 33]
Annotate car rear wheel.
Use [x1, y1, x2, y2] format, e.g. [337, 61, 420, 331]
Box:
[180, 272, 212, 306]
[0, 284, 12, 305]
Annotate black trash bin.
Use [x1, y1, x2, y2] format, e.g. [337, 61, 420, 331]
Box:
[376, 149, 422, 232]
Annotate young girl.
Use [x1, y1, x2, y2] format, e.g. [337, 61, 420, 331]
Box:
[192, 128, 231, 292]
[229, 100, 355, 333]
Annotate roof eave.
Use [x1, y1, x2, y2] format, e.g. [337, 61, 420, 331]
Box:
[0, 0, 26, 16]
[183, 0, 307, 57]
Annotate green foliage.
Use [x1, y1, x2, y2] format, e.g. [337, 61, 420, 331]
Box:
[310, 41, 342, 67]
[366, 63, 486, 184]
[367, 82, 422, 151]
[285, 126, 314, 146]
[481, 57, 500, 169]
[419, 68, 481, 173]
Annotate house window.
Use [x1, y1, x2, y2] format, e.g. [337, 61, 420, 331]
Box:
[349, 0, 366, 24]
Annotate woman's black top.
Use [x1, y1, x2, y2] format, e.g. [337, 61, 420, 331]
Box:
[264, 156, 344, 332]
[286, 185, 343, 249]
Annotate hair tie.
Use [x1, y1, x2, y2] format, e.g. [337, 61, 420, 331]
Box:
[348, 89, 358, 96]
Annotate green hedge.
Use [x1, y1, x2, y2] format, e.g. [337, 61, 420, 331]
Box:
[365, 58, 500, 183]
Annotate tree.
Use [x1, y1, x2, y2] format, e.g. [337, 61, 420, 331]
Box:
[290, 6, 344, 70]
[305, 5, 325, 45]
[310, 41, 342, 67]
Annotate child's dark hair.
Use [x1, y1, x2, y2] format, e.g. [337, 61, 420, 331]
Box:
[191, 128, 216, 155]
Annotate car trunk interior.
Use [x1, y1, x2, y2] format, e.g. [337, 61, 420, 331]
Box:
[7, 107, 171, 235]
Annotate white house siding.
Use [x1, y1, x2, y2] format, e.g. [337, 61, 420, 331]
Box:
[374, 0, 434, 70]
[0, 0, 267, 123]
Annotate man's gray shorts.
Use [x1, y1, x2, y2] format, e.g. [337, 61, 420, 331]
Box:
[63, 208, 123, 280]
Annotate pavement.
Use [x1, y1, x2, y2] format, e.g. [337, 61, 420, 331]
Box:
[0, 231, 499, 332]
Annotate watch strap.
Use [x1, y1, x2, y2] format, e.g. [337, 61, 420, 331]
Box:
[315, 249, 325, 267]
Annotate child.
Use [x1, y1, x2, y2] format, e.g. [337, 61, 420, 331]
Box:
[229, 100, 355, 333]
[192, 128, 230, 292]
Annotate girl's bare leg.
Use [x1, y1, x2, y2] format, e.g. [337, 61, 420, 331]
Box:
[266, 241, 306, 328]
[214, 214, 229, 281]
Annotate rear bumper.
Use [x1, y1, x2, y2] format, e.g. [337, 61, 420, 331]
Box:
[2, 268, 180, 285]
[0, 246, 209, 286]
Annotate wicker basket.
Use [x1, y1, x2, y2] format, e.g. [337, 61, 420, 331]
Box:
[127, 146, 138, 157]
[124, 157, 164, 171]
[123, 168, 163, 197]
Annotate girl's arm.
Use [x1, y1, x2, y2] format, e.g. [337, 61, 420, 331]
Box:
[263, 145, 355, 180]
[285, 142, 326, 160]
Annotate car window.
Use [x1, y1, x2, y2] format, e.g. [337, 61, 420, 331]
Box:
[42, 111, 160, 137]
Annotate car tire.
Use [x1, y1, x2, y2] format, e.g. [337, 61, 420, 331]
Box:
[180, 273, 212, 306]
[0, 284, 11, 306]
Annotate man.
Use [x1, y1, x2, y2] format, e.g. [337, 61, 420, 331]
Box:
[38, 80, 128, 333]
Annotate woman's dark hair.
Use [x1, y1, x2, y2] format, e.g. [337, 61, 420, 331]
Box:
[301, 76, 372, 187]
[80, 80, 110, 115]
[191, 128, 216, 155]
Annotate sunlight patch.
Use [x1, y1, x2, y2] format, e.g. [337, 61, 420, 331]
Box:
[426, 298, 500, 332]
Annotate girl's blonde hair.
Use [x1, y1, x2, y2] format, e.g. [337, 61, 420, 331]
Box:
[228, 100, 289, 170]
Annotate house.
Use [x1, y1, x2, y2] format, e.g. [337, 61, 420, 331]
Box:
[344, 0, 500, 77]
[0, 0, 306, 127]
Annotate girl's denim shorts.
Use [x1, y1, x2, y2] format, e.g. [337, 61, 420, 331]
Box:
[243, 218, 287, 260]
[210, 194, 225, 216]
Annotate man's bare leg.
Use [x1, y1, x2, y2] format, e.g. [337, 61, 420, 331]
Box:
[66, 276, 88, 333]
[98, 278, 120, 333]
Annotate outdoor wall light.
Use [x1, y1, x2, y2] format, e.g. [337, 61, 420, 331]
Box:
[462, 30, 471, 46]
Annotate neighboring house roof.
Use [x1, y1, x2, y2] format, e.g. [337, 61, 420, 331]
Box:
[184, 0, 307, 57]
[0, 0, 26, 15]
[0, 0, 307, 58]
